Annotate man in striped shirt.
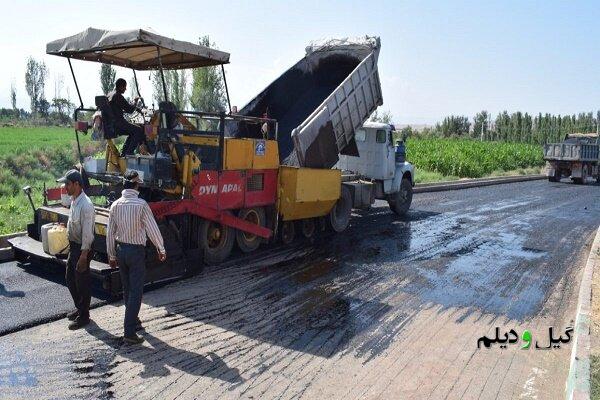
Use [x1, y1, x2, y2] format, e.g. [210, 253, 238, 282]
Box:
[107, 170, 166, 344]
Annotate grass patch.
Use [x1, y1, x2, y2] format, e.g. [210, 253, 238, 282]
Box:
[414, 169, 459, 184]
[0, 127, 105, 234]
[0, 126, 90, 155]
[406, 137, 544, 178]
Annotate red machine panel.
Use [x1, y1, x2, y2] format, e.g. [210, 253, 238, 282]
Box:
[217, 170, 245, 210]
[192, 170, 245, 210]
[192, 169, 277, 211]
[192, 171, 219, 209]
[244, 169, 278, 208]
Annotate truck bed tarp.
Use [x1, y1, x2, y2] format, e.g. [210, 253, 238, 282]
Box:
[228, 37, 380, 168]
[46, 27, 230, 70]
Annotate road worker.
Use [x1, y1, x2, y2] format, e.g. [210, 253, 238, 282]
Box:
[57, 169, 95, 330]
[106, 170, 166, 344]
[108, 78, 146, 156]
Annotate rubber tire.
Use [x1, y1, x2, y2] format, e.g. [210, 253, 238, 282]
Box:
[388, 177, 413, 216]
[236, 207, 266, 253]
[300, 218, 316, 239]
[329, 185, 353, 233]
[280, 221, 295, 244]
[198, 219, 234, 265]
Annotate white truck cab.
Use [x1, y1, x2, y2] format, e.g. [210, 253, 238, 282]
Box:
[337, 122, 415, 215]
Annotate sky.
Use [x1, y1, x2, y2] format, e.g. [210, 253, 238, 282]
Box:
[1, 0, 598, 125]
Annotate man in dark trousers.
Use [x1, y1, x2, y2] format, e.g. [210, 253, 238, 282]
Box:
[57, 169, 95, 330]
[107, 171, 167, 344]
[108, 78, 146, 156]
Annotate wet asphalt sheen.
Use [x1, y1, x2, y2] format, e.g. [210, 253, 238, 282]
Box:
[0, 179, 598, 337]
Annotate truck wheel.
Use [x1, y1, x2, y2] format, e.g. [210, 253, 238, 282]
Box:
[300, 218, 316, 239]
[388, 177, 413, 216]
[236, 207, 265, 253]
[329, 185, 352, 233]
[199, 220, 234, 265]
[281, 221, 295, 244]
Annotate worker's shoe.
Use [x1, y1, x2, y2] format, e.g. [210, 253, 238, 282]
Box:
[68, 316, 90, 330]
[123, 334, 145, 345]
[135, 318, 144, 331]
[67, 310, 79, 321]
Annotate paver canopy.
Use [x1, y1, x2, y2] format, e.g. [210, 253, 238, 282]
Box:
[46, 27, 230, 70]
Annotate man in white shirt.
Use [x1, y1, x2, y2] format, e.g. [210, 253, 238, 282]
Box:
[57, 169, 95, 330]
[107, 171, 166, 344]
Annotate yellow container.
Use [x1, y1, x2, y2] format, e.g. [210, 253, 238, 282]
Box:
[223, 138, 280, 170]
[278, 166, 341, 221]
[252, 139, 279, 170]
[47, 224, 69, 256]
[223, 138, 253, 170]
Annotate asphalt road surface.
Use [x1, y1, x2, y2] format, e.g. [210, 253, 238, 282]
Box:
[0, 179, 599, 399]
[0, 261, 107, 335]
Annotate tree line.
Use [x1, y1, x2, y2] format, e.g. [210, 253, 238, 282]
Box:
[401, 110, 600, 145]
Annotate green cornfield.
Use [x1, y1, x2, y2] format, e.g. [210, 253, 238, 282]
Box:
[406, 138, 544, 178]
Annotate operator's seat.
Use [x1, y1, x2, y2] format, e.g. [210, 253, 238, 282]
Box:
[95, 96, 117, 139]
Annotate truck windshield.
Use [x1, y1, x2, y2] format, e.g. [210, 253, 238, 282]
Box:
[355, 129, 366, 142]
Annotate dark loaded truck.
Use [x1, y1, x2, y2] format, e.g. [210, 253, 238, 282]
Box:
[544, 133, 600, 184]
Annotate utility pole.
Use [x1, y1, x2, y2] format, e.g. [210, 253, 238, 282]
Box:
[480, 113, 485, 141]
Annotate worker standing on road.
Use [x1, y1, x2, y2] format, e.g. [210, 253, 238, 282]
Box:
[106, 171, 166, 344]
[108, 78, 146, 156]
[57, 169, 95, 330]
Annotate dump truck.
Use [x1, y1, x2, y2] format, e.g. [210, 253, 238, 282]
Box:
[544, 133, 600, 184]
[10, 28, 413, 297]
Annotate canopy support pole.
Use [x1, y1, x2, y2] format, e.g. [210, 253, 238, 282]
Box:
[67, 57, 84, 164]
[67, 58, 83, 109]
[156, 46, 168, 103]
[221, 64, 232, 114]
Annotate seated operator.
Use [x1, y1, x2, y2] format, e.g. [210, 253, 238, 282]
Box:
[108, 78, 146, 156]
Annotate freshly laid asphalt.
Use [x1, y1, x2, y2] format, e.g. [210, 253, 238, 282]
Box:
[0, 178, 598, 337]
[0, 261, 106, 335]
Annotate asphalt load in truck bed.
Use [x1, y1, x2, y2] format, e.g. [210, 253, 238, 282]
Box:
[1, 179, 599, 399]
[231, 53, 360, 164]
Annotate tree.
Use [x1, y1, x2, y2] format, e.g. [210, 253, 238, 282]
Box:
[51, 98, 74, 123]
[189, 36, 227, 112]
[100, 64, 116, 95]
[370, 109, 394, 124]
[152, 69, 188, 110]
[24, 57, 48, 116]
[438, 115, 470, 137]
[473, 111, 489, 140]
[10, 81, 16, 111]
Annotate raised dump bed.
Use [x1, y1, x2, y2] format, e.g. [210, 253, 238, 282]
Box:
[230, 37, 383, 169]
